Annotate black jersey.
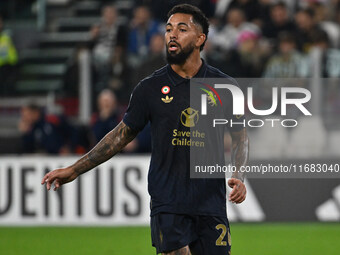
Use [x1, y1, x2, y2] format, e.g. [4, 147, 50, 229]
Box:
[123, 60, 244, 217]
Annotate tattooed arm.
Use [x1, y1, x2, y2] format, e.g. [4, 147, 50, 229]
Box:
[73, 121, 138, 175]
[41, 121, 138, 190]
[230, 128, 249, 182]
[228, 128, 249, 203]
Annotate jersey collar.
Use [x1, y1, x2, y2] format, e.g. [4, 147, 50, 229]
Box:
[166, 59, 207, 86]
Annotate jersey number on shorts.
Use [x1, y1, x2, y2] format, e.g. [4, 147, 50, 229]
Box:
[215, 224, 227, 246]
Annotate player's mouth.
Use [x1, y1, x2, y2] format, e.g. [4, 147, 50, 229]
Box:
[168, 41, 180, 52]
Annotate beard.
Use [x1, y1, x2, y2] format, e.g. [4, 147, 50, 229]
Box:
[166, 42, 195, 65]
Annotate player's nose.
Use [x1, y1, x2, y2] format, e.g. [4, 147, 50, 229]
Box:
[169, 29, 178, 39]
[169, 35, 177, 42]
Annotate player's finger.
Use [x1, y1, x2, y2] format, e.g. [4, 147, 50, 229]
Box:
[46, 174, 56, 191]
[46, 180, 52, 190]
[41, 173, 50, 185]
[228, 187, 237, 200]
[235, 193, 245, 203]
[229, 184, 240, 198]
[234, 188, 247, 203]
[54, 179, 60, 191]
[233, 191, 244, 203]
[238, 195, 246, 204]
[229, 182, 242, 199]
[230, 187, 243, 202]
[230, 185, 245, 201]
[241, 193, 247, 203]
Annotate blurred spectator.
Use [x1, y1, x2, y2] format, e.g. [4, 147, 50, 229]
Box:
[311, 28, 330, 50]
[301, 1, 340, 47]
[324, 53, 340, 78]
[18, 103, 75, 154]
[211, 8, 260, 52]
[142, 0, 216, 22]
[262, 2, 296, 41]
[63, 47, 98, 98]
[127, 5, 161, 66]
[108, 46, 133, 105]
[334, 0, 340, 24]
[263, 31, 309, 78]
[303, 0, 331, 10]
[255, 0, 272, 28]
[135, 33, 166, 83]
[310, 29, 340, 77]
[90, 5, 127, 91]
[123, 123, 152, 153]
[227, 0, 263, 23]
[294, 8, 326, 53]
[91, 89, 120, 143]
[311, 1, 329, 22]
[310, 2, 340, 47]
[207, 30, 268, 77]
[0, 15, 18, 95]
[329, 0, 340, 20]
[90, 89, 151, 153]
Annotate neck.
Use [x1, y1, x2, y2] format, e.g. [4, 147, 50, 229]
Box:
[170, 51, 202, 79]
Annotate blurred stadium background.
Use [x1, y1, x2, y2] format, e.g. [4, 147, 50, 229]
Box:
[1, 0, 340, 254]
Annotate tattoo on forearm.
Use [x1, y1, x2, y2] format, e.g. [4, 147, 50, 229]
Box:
[72, 121, 138, 175]
[163, 246, 191, 255]
[230, 129, 249, 182]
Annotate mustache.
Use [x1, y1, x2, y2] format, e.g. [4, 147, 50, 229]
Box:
[167, 40, 181, 48]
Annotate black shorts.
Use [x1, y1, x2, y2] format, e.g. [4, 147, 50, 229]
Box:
[151, 213, 231, 254]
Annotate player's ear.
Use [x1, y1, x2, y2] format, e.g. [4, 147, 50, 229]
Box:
[196, 33, 206, 49]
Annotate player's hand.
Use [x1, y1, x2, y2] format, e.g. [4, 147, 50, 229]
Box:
[41, 167, 78, 191]
[228, 178, 246, 204]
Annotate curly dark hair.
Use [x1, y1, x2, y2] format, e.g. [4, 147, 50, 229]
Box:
[167, 4, 209, 51]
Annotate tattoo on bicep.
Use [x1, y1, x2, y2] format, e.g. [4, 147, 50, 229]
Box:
[73, 121, 138, 175]
[230, 129, 249, 181]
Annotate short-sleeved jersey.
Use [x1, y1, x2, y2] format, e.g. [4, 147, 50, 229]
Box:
[123, 60, 244, 217]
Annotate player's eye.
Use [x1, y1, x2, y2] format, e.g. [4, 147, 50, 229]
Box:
[166, 28, 172, 32]
[179, 29, 187, 32]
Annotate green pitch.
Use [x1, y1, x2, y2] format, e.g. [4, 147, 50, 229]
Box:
[0, 223, 339, 255]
